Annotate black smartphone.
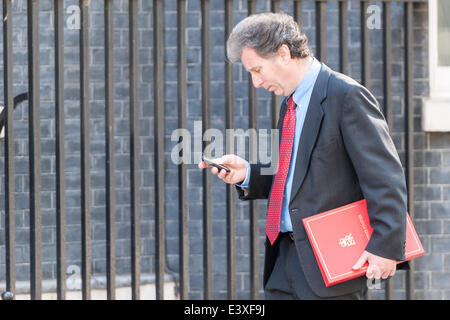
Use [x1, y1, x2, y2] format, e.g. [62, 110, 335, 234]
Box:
[202, 156, 231, 173]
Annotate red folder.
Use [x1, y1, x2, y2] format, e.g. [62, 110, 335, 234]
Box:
[302, 199, 425, 287]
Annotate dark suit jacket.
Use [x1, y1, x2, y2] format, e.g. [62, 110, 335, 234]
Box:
[236, 63, 408, 298]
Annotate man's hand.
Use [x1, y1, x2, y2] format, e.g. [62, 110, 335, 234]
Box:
[198, 154, 247, 185]
[352, 250, 397, 279]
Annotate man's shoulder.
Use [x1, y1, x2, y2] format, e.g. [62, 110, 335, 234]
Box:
[321, 65, 381, 114]
[324, 66, 363, 95]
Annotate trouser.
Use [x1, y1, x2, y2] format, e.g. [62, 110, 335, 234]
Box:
[264, 232, 367, 300]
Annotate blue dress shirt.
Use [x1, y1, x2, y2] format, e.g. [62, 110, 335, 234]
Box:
[237, 57, 322, 232]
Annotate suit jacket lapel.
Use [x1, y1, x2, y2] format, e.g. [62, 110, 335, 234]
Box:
[277, 97, 288, 131]
[288, 64, 331, 206]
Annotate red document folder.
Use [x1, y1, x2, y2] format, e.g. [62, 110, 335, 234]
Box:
[302, 199, 425, 287]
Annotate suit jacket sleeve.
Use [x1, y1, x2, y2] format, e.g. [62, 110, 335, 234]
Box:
[340, 85, 407, 261]
[235, 163, 274, 200]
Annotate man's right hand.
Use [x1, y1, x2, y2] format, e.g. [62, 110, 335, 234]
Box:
[198, 154, 248, 185]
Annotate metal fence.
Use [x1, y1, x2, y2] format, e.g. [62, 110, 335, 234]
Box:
[0, 0, 426, 300]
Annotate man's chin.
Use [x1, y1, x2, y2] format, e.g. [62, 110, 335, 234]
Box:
[269, 88, 282, 96]
[265, 86, 284, 96]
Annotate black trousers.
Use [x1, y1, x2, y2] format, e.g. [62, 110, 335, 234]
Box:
[264, 233, 367, 300]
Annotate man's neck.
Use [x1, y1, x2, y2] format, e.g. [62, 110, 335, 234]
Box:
[288, 56, 314, 95]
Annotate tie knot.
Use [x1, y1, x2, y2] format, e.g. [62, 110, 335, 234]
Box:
[287, 96, 296, 110]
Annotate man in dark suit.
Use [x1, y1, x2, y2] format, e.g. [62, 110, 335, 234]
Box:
[198, 12, 407, 300]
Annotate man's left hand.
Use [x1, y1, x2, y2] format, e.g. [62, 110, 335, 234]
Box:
[352, 250, 396, 279]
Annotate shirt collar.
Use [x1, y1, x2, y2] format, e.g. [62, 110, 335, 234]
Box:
[291, 57, 322, 106]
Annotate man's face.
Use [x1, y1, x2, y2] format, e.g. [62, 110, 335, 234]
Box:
[241, 47, 289, 96]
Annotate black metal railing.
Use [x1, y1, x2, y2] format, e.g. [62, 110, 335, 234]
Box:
[0, 0, 426, 300]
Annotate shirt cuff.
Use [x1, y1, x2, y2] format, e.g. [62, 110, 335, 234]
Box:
[235, 160, 251, 188]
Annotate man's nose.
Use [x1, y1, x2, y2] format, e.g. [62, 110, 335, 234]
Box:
[251, 74, 263, 88]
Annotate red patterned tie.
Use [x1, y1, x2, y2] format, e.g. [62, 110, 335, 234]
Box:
[266, 96, 296, 245]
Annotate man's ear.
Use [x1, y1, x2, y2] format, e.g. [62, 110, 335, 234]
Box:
[277, 44, 292, 64]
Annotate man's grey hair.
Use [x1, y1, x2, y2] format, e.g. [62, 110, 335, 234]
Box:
[226, 12, 312, 63]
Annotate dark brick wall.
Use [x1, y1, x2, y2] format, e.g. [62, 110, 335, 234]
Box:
[0, 0, 448, 300]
